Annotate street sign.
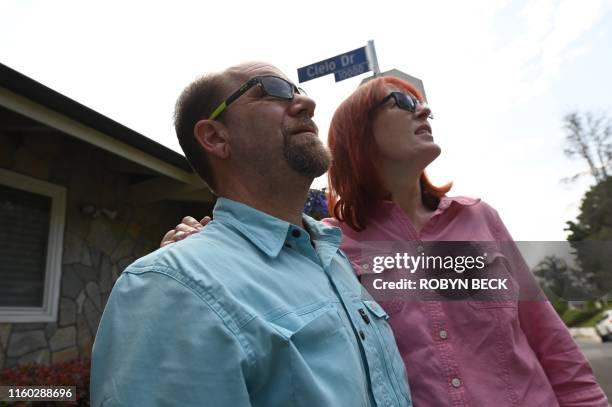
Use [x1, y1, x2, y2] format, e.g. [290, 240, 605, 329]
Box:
[297, 47, 370, 83]
[334, 61, 369, 82]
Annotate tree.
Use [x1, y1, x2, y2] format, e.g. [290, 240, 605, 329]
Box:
[562, 111, 612, 302]
[533, 255, 573, 315]
[565, 178, 612, 301]
[566, 177, 612, 241]
[562, 111, 612, 183]
[534, 255, 571, 298]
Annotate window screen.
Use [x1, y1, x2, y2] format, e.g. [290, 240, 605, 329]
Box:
[0, 184, 51, 307]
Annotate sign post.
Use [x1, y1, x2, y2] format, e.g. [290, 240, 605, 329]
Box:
[296, 41, 428, 102]
[366, 40, 380, 76]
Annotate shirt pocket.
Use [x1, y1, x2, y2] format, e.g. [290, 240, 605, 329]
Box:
[362, 300, 412, 404]
[467, 300, 519, 335]
[268, 303, 371, 407]
[268, 303, 335, 340]
[466, 251, 520, 304]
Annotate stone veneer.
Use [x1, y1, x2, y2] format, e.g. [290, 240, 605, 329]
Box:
[0, 129, 211, 369]
[0, 225, 152, 368]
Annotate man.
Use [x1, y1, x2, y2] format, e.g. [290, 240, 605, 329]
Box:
[91, 62, 412, 406]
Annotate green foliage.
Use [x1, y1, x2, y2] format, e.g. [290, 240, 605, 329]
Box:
[562, 306, 602, 327]
[534, 255, 574, 299]
[566, 177, 612, 241]
[551, 298, 569, 316]
[565, 176, 612, 299]
[554, 111, 612, 314]
[557, 302, 612, 327]
[578, 304, 612, 327]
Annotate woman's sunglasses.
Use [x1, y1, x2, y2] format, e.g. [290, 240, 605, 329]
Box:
[375, 91, 434, 119]
[208, 75, 306, 120]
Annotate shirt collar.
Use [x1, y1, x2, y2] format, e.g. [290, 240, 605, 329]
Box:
[213, 197, 342, 258]
[377, 195, 480, 214]
[436, 195, 481, 212]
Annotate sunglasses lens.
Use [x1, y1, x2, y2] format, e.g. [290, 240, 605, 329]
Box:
[395, 93, 417, 111]
[260, 77, 294, 99]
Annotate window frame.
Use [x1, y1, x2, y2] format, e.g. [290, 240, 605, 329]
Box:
[0, 168, 66, 322]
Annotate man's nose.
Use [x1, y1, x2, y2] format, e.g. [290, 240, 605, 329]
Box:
[287, 93, 316, 118]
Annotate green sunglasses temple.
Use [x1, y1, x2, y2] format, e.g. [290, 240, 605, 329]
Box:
[208, 76, 299, 120]
[208, 78, 259, 120]
[208, 101, 227, 120]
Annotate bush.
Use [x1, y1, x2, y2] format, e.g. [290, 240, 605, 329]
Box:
[552, 299, 569, 316]
[0, 359, 90, 406]
[562, 306, 604, 327]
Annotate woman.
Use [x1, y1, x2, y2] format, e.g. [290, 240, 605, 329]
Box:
[163, 77, 608, 406]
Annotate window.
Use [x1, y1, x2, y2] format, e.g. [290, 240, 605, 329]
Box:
[0, 168, 65, 322]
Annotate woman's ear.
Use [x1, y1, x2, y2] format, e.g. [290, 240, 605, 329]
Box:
[193, 119, 230, 159]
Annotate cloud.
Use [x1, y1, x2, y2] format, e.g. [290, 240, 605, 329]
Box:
[491, 0, 610, 107]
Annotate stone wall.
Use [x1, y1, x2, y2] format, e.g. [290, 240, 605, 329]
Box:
[0, 131, 212, 369]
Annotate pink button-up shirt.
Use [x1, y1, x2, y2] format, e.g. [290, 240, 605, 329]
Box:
[324, 196, 608, 406]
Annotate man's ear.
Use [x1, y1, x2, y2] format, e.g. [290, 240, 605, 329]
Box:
[193, 119, 230, 159]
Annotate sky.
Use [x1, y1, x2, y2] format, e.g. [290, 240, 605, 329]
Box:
[1, 0, 611, 241]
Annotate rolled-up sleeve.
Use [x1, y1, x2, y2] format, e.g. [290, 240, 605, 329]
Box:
[490, 209, 609, 407]
[91, 268, 252, 406]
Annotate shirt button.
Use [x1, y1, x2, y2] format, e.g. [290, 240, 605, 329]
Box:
[359, 330, 366, 340]
[292, 229, 301, 238]
[417, 245, 424, 252]
[439, 330, 448, 339]
[451, 377, 461, 388]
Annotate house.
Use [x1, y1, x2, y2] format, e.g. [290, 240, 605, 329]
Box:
[0, 63, 214, 368]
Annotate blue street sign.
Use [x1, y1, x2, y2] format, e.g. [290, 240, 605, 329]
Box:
[334, 61, 370, 82]
[297, 47, 370, 83]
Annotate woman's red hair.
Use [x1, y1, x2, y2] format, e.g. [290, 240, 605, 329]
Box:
[327, 76, 452, 232]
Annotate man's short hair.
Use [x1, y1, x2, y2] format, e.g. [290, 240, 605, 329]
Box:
[174, 72, 234, 192]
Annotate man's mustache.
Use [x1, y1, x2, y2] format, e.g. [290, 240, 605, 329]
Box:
[286, 119, 319, 136]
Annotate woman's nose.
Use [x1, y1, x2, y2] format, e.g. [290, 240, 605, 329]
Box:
[416, 102, 433, 120]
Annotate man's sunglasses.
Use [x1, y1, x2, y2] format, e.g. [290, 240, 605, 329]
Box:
[208, 75, 306, 120]
[375, 91, 434, 119]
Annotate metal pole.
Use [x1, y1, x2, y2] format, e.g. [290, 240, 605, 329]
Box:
[367, 40, 381, 76]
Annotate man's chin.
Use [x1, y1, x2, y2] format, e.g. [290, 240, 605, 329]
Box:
[287, 157, 330, 179]
[283, 145, 331, 179]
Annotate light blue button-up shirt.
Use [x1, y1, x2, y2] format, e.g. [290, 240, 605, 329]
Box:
[91, 197, 411, 406]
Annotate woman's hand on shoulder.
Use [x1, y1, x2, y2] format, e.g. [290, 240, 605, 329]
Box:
[160, 216, 211, 247]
